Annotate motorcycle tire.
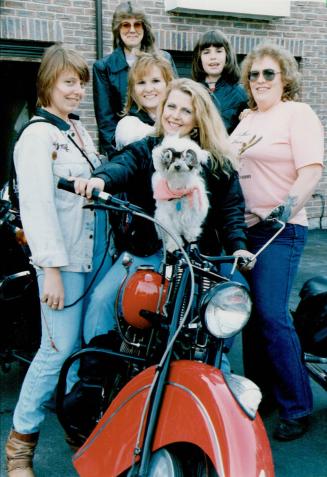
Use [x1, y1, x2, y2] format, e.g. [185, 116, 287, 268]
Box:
[126, 445, 218, 477]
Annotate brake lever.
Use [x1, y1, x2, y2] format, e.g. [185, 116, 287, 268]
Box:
[249, 219, 286, 261]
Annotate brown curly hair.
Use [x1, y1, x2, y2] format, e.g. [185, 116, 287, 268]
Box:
[241, 43, 301, 110]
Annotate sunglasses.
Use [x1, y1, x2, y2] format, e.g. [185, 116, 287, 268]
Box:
[120, 21, 143, 33]
[248, 69, 281, 82]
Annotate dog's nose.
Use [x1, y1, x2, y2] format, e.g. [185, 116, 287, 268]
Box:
[174, 164, 181, 171]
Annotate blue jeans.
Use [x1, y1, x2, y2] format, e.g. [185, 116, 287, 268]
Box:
[13, 211, 112, 434]
[83, 250, 163, 343]
[243, 222, 313, 420]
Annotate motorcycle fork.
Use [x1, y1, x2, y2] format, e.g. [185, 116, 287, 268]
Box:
[132, 267, 191, 477]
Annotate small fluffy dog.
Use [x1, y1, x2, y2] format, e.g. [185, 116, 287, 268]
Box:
[152, 135, 210, 252]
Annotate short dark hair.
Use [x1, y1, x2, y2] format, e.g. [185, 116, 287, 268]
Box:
[112, 1, 156, 52]
[36, 43, 90, 107]
[192, 30, 240, 84]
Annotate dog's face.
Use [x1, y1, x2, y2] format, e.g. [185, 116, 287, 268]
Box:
[152, 136, 208, 177]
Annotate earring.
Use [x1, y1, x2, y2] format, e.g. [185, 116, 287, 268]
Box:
[190, 127, 199, 139]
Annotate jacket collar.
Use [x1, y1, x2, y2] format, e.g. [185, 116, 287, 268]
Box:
[129, 104, 155, 126]
[35, 108, 79, 131]
[108, 46, 129, 73]
[203, 77, 234, 92]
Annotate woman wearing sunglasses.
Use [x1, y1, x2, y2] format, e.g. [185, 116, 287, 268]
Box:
[230, 43, 324, 441]
[93, 1, 176, 157]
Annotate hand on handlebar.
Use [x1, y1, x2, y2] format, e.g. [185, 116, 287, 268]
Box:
[69, 176, 105, 199]
[233, 249, 256, 271]
[264, 203, 290, 224]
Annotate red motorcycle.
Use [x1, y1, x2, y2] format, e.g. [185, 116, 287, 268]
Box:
[56, 178, 274, 477]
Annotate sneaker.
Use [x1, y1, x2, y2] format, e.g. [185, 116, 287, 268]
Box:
[273, 417, 309, 441]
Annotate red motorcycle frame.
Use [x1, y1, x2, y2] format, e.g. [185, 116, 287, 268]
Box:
[56, 177, 274, 477]
[74, 361, 273, 477]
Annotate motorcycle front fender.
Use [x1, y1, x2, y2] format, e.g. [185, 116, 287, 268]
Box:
[73, 361, 273, 477]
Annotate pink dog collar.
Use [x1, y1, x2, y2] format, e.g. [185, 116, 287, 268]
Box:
[153, 178, 202, 209]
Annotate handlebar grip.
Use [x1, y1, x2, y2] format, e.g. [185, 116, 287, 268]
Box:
[56, 176, 144, 213]
[57, 177, 107, 203]
[57, 177, 76, 194]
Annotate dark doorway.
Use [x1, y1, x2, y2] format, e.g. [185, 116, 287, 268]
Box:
[0, 40, 52, 189]
[0, 60, 39, 188]
[169, 50, 193, 78]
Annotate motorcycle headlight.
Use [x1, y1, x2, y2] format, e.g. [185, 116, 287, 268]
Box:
[200, 282, 251, 338]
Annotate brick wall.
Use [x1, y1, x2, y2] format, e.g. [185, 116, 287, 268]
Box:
[1, 0, 326, 226]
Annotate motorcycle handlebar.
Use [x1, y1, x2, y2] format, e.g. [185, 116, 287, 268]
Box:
[57, 177, 144, 213]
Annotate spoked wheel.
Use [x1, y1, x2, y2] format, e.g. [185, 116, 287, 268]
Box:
[127, 445, 218, 477]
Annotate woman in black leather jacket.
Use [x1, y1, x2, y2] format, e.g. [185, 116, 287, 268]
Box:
[93, 1, 176, 156]
[74, 78, 255, 344]
[192, 30, 248, 134]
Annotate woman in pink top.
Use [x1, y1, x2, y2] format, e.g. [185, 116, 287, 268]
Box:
[230, 43, 324, 441]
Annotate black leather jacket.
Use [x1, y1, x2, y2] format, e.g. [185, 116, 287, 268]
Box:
[93, 47, 176, 156]
[93, 136, 248, 257]
[203, 78, 248, 134]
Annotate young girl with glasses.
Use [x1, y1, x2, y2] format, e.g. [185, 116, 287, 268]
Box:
[192, 29, 248, 134]
[93, 1, 177, 157]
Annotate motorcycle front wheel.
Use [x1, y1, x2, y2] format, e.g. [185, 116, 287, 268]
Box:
[148, 448, 183, 476]
[127, 445, 218, 477]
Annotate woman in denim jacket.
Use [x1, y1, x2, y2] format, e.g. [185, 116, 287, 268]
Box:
[5, 45, 112, 477]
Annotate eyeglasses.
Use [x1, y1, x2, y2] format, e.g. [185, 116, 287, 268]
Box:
[248, 69, 281, 82]
[120, 21, 143, 33]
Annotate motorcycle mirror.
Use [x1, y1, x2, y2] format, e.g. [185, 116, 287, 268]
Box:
[0, 271, 33, 301]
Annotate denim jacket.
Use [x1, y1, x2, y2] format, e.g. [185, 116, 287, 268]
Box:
[14, 109, 104, 272]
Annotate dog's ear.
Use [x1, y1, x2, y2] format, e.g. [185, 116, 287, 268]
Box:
[162, 148, 175, 167]
[183, 149, 198, 167]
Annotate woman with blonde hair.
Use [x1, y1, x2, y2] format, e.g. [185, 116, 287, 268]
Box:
[114, 52, 175, 150]
[230, 42, 323, 440]
[74, 78, 254, 345]
[93, 1, 176, 157]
